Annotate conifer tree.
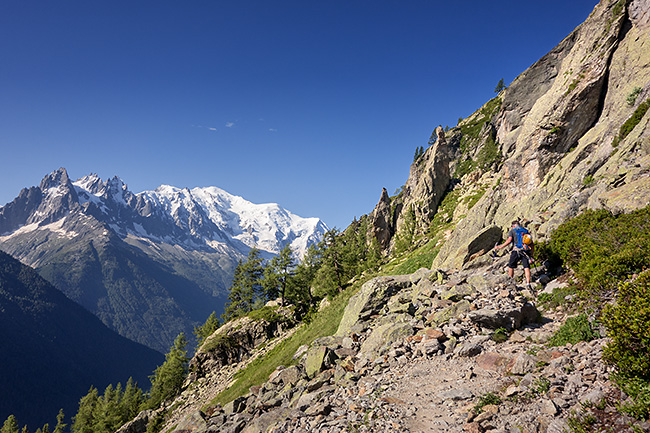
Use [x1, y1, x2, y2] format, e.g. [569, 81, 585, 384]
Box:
[313, 229, 344, 298]
[147, 333, 189, 409]
[262, 245, 295, 306]
[52, 409, 66, 433]
[72, 387, 100, 433]
[194, 311, 221, 347]
[494, 77, 506, 93]
[292, 244, 321, 304]
[120, 378, 145, 421]
[97, 383, 122, 433]
[1, 415, 19, 433]
[428, 129, 438, 146]
[223, 248, 265, 320]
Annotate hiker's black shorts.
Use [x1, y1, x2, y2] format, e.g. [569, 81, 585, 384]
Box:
[508, 250, 530, 269]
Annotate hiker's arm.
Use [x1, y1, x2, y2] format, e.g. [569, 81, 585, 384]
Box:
[496, 236, 512, 250]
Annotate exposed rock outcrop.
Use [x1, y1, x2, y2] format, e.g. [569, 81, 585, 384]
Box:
[432, 0, 650, 269]
[367, 188, 395, 250]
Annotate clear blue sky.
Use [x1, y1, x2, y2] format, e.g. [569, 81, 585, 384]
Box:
[0, 1, 598, 230]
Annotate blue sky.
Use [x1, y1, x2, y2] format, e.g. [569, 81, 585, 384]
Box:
[0, 1, 598, 230]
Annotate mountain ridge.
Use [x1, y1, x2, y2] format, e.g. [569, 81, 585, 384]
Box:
[0, 168, 327, 352]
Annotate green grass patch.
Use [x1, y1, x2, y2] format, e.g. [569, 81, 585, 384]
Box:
[463, 187, 487, 210]
[536, 284, 578, 311]
[548, 313, 599, 347]
[385, 236, 444, 276]
[492, 328, 509, 343]
[208, 283, 358, 407]
[246, 306, 293, 324]
[200, 333, 238, 354]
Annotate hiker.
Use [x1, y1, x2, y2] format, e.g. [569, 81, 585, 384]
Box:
[495, 220, 534, 287]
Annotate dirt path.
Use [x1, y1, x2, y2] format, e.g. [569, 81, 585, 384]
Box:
[382, 355, 502, 432]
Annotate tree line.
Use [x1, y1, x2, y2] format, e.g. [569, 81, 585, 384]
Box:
[222, 221, 382, 323]
[2, 220, 385, 433]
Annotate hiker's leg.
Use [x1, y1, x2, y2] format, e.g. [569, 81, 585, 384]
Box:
[524, 267, 531, 285]
[521, 255, 531, 285]
[507, 251, 518, 279]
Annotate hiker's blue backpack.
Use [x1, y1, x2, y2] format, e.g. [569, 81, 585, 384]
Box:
[513, 226, 532, 251]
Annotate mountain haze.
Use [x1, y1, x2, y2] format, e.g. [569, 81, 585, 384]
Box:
[0, 168, 327, 352]
[0, 250, 163, 430]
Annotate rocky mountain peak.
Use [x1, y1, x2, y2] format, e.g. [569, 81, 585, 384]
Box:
[368, 187, 394, 250]
[38, 167, 72, 191]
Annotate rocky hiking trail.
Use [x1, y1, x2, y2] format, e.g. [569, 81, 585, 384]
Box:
[136, 259, 649, 433]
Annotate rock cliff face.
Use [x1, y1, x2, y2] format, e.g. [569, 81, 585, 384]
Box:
[370, 0, 649, 270]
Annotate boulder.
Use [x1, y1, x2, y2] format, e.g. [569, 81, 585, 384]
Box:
[336, 275, 412, 337]
[427, 300, 471, 326]
[462, 225, 503, 265]
[468, 302, 539, 330]
[303, 345, 337, 378]
[440, 284, 475, 302]
[116, 410, 156, 433]
[172, 411, 208, 433]
[358, 322, 414, 360]
[223, 397, 247, 415]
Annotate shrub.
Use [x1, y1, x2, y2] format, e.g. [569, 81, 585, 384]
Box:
[612, 374, 650, 420]
[492, 328, 509, 343]
[627, 87, 643, 106]
[547, 313, 598, 347]
[602, 271, 650, 381]
[546, 206, 650, 297]
[474, 392, 501, 414]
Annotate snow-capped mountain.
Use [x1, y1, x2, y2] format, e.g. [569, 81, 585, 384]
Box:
[0, 168, 328, 352]
[71, 173, 327, 258]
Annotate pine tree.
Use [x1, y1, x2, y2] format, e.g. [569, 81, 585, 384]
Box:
[428, 129, 438, 146]
[120, 378, 145, 421]
[147, 333, 189, 409]
[494, 77, 506, 93]
[1, 415, 19, 433]
[194, 311, 221, 347]
[262, 245, 295, 306]
[292, 244, 321, 305]
[223, 248, 265, 320]
[52, 409, 66, 433]
[97, 383, 122, 433]
[313, 229, 344, 298]
[72, 387, 100, 433]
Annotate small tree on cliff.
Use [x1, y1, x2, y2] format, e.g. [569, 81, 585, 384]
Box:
[494, 78, 506, 93]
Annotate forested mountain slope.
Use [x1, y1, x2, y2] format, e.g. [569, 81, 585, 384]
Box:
[0, 250, 163, 430]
